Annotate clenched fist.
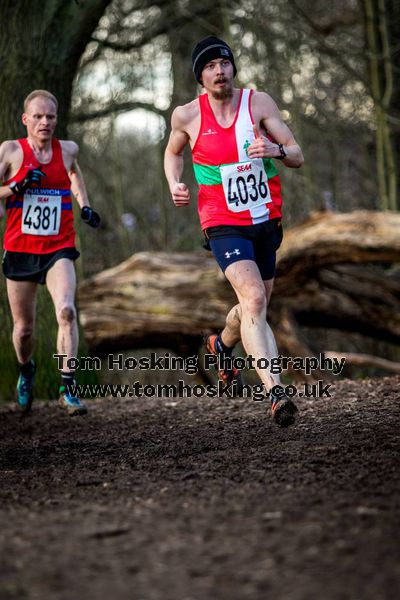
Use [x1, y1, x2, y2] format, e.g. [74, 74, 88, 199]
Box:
[247, 125, 284, 160]
[171, 182, 190, 207]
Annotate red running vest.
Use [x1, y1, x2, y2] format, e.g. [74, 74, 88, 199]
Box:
[3, 138, 75, 254]
[192, 89, 283, 229]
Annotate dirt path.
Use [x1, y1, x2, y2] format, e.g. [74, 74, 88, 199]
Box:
[0, 377, 399, 600]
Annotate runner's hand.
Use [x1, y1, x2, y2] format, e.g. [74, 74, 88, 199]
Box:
[247, 125, 283, 159]
[10, 168, 45, 195]
[171, 182, 190, 207]
[81, 206, 101, 228]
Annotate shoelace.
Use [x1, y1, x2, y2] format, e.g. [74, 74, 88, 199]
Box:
[64, 394, 81, 405]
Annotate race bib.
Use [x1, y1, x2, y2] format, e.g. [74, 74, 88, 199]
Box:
[220, 159, 271, 213]
[22, 191, 61, 236]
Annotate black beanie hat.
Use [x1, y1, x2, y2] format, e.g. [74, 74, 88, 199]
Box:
[192, 36, 237, 84]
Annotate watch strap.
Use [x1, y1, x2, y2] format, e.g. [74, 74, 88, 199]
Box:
[275, 143, 287, 160]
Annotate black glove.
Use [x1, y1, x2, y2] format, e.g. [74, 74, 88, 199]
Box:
[10, 168, 45, 195]
[81, 206, 101, 228]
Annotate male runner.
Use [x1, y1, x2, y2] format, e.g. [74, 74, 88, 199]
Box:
[164, 37, 304, 427]
[0, 90, 100, 415]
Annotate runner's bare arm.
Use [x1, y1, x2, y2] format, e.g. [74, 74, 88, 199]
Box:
[164, 107, 191, 206]
[69, 159, 91, 208]
[62, 142, 90, 208]
[248, 92, 304, 168]
[0, 141, 19, 201]
[64, 142, 100, 227]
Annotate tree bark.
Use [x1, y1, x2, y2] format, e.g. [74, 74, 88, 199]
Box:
[324, 351, 400, 374]
[78, 251, 235, 354]
[386, 0, 400, 205]
[363, 0, 398, 210]
[0, 0, 112, 139]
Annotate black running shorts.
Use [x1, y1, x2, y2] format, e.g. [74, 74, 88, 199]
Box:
[203, 218, 283, 280]
[2, 247, 80, 285]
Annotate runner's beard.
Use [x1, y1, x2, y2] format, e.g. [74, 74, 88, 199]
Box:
[211, 81, 234, 100]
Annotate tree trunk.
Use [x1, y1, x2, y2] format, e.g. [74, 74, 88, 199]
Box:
[0, 0, 112, 139]
[363, 0, 398, 210]
[386, 0, 400, 205]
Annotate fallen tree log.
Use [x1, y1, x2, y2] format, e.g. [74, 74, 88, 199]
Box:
[273, 264, 400, 344]
[77, 210, 400, 378]
[324, 352, 400, 375]
[78, 252, 234, 355]
[274, 209, 400, 289]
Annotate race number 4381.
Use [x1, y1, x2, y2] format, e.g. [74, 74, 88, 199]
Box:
[22, 193, 61, 236]
[220, 159, 271, 213]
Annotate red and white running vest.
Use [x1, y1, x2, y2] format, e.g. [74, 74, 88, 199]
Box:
[3, 138, 75, 254]
[192, 89, 283, 229]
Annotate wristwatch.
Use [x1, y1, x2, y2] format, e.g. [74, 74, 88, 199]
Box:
[275, 143, 287, 160]
[9, 181, 18, 193]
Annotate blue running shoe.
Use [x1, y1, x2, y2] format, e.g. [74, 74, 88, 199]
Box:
[16, 361, 35, 412]
[59, 386, 88, 416]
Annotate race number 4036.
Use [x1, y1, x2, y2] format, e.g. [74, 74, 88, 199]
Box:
[220, 159, 271, 213]
[22, 193, 61, 236]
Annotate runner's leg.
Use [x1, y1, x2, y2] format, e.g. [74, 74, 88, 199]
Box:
[7, 279, 38, 410]
[46, 258, 87, 415]
[224, 260, 277, 391]
[46, 258, 78, 371]
[262, 278, 281, 385]
[217, 280, 279, 381]
[220, 303, 241, 348]
[6, 279, 37, 364]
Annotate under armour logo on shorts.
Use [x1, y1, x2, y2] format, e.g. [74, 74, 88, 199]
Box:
[225, 249, 241, 259]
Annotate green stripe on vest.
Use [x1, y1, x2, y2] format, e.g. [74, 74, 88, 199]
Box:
[193, 159, 278, 185]
[193, 163, 221, 185]
[263, 158, 278, 179]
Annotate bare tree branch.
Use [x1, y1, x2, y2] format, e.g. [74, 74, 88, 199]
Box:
[289, 0, 371, 92]
[325, 351, 400, 374]
[91, 5, 214, 52]
[71, 101, 167, 123]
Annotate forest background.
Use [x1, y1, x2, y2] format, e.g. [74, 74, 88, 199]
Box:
[0, 0, 399, 400]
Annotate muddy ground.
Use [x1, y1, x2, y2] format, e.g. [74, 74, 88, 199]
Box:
[0, 377, 399, 600]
